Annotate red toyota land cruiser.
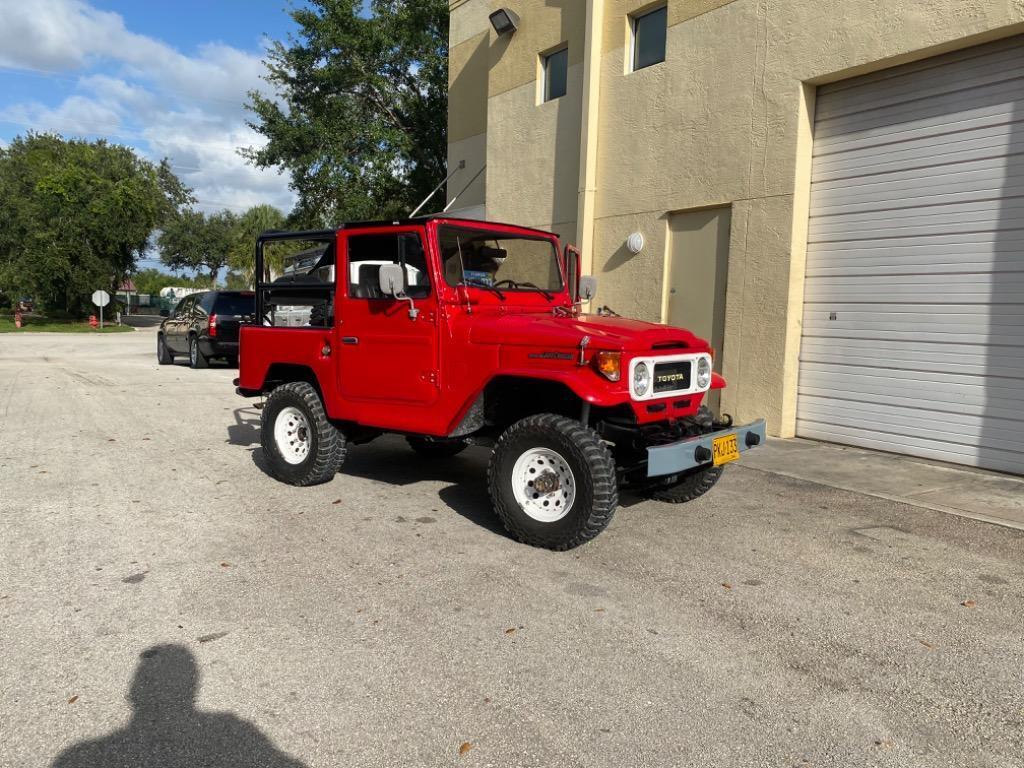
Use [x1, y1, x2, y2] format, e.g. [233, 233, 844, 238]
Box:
[235, 217, 765, 549]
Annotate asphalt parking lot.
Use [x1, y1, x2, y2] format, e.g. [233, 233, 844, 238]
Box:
[1, 329, 1023, 768]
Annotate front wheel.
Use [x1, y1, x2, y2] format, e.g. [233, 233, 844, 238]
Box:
[260, 382, 346, 486]
[156, 334, 174, 365]
[488, 414, 618, 550]
[641, 465, 724, 504]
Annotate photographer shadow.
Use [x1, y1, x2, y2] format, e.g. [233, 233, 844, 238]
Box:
[51, 644, 308, 768]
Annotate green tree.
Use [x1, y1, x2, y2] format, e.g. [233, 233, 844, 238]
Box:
[244, 0, 449, 226]
[158, 209, 237, 287]
[227, 204, 286, 283]
[0, 133, 191, 315]
[132, 268, 208, 296]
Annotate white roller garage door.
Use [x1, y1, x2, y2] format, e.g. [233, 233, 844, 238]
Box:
[798, 37, 1024, 475]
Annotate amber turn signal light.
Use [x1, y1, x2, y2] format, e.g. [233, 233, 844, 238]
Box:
[596, 351, 622, 382]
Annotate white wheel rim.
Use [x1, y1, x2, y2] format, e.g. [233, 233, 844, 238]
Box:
[190, 340, 197, 365]
[511, 447, 576, 523]
[274, 406, 311, 465]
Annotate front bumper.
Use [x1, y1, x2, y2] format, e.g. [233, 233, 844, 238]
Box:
[646, 419, 767, 478]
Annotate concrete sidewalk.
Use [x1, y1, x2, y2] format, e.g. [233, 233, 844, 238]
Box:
[742, 437, 1024, 531]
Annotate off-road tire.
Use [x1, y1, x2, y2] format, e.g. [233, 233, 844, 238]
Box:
[260, 382, 346, 486]
[488, 414, 618, 550]
[156, 334, 174, 365]
[406, 436, 468, 458]
[188, 335, 209, 369]
[643, 465, 724, 504]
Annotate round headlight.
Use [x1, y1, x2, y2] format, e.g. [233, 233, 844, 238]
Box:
[633, 361, 650, 396]
[696, 356, 712, 389]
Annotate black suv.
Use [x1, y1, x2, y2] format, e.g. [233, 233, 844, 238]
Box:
[157, 291, 254, 368]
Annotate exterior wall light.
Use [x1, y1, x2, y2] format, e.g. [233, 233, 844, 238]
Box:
[489, 8, 520, 35]
[627, 231, 645, 254]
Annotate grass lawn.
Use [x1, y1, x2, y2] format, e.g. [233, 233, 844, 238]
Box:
[0, 317, 134, 334]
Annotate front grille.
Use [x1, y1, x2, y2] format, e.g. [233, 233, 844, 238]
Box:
[653, 360, 691, 393]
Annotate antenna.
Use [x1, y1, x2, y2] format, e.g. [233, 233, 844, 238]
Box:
[444, 164, 487, 213]
[410, 160, 465, 218]
[456, 235, 472, 315]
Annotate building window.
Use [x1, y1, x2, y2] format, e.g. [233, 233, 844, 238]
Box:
[543, 46, 568, 102]
[632, 5, 667, 71]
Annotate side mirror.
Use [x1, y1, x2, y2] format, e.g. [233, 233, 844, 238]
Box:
[159, 309, 170, 318]
[378, 263, 419, 320]
[579, 276, 598, 302]
[378, 263, 405, 296]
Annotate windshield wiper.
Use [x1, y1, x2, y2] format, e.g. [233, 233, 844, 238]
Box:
[516, 281, 554, 301]
[462, 278, 506, 300]
[493, 279, 554, 301]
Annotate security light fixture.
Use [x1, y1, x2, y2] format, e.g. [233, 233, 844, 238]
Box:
[489, 8, 520, 36]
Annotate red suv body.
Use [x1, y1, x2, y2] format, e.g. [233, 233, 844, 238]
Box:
[236, 217, 764, 549]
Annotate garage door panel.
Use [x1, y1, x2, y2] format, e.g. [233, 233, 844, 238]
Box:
[809, 229, 1024, 253]
[806, 246, 1024, 275]
[810, 168, 1024, 215]
[814, 109, 1018, 158]
[808, 198, 1024, 241]
[799, 364, 1024, 405]
[797, 398, 1024, 449]
[803, 274, 1024, 297]
[813, 78, 1021, 143]
[795, 420, 1024, 475]
[798, 381, 1024, 424]
[815, 45, 1024, 121]
[812, 121, 1024, 182]
[800, 342, 1024, 379]
[799, 36, 1024, 475]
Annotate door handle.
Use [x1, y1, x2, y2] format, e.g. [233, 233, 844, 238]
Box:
[342, 337, 359, 345]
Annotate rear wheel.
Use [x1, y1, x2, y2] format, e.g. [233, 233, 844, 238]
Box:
[488, 414, 617, 550]
[406, 436, 468, 458]
[260, 382, 346, 486]
[188, 336, 209, 369]
[156, 334, 174, 365]
[642, 465, 724, 504]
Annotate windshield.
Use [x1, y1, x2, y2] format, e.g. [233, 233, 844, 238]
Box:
[438, 225, 563, 292]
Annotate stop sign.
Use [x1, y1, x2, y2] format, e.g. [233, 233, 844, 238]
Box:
[91, 290, 111, 308]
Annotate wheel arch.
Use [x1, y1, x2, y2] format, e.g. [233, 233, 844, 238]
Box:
[261, 363, 326, 402]
[481, 374, 585, 432]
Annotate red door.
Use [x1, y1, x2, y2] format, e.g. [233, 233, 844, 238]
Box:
[337, 226, 439, 405]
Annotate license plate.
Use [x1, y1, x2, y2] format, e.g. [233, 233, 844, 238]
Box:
[712, 434, 740, 466]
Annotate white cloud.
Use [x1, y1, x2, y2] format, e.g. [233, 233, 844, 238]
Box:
[0, 0, 294, 214]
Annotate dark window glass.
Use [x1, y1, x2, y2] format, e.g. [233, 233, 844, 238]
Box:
[439, 226, 563, 292]
[544, 47, 568, 102]
[347, 233, 431, 299]
[633, 5, 667, 71]
[262, 239, 335, 328]
[213, 293, 256, 316]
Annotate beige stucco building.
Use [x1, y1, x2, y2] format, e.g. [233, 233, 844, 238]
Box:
[446, 0, 1024, 475]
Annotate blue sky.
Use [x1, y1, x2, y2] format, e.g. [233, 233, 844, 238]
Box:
[0, 1, 312, 222]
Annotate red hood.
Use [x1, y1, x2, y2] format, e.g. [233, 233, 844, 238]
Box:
[468, 312, 707, 352]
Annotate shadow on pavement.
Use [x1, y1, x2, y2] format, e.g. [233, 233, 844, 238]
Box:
[227, 406, 262, 447]
[51, 644, 307, 768]
[248, 434, 513, 539]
